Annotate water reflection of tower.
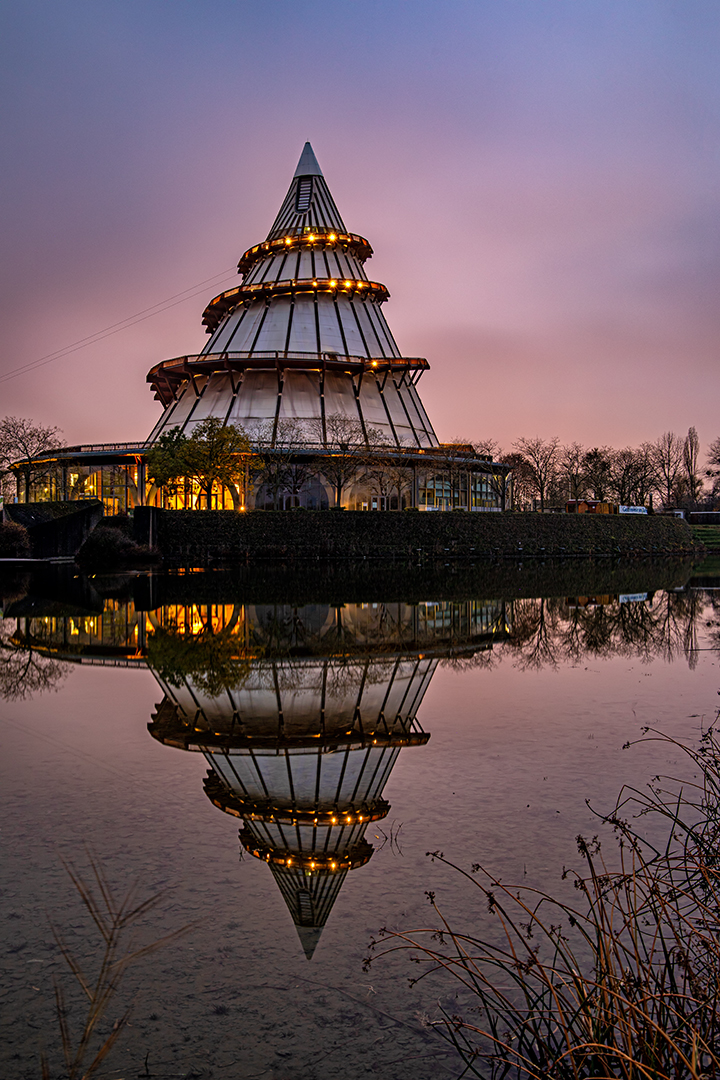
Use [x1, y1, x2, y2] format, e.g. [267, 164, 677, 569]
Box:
[148, 601, 505, 956]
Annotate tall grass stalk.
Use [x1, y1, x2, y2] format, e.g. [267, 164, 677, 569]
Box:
[41, 855, 192, 1080]
[365, 727, 720, 1079]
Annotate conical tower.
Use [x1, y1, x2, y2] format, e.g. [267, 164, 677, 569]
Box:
[146, 143, 438, 451]
[149, 646, 434, 959]
[145, 597, 508, 956]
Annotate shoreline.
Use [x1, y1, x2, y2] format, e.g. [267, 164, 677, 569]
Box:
[132, 507, 700, 565]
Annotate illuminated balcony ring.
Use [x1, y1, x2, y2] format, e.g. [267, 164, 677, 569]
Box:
[203, 774, 390, 825]
[146, 350, 430, 407]
[148, 719, 430, 752]
[237, 230, 373, 275]
[239, 831, 374, 872]
[202, 278, 390, 334]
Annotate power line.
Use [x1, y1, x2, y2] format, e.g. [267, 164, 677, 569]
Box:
[0, 267, 239, 386]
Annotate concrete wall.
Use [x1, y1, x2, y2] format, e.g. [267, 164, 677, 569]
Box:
[3, 500, 104, 558]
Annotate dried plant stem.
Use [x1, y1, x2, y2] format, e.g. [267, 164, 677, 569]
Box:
[366, 726, 720, 1079]
[41, 854, 193, 1080]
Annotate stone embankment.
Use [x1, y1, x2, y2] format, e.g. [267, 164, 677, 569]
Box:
[132, 508, 699, 565]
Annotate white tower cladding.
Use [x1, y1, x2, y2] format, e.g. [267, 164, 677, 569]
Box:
[146, 144, 439, 449]
[146, 598, 508, 957]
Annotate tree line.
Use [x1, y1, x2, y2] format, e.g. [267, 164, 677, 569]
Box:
[470, 428, 720, 511]
[2, 413, 720, 511]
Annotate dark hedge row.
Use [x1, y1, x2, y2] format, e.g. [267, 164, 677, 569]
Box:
[141, 509, 699, 565]
[120, 557, 696, 610]
[1, 556, 699, 618]
[76, 520, 159, 569]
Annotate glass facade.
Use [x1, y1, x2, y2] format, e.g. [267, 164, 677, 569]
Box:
[417, 470, 503, 511]
[15, 452, 507, 513]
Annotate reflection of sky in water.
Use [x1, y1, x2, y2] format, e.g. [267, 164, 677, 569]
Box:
[1, 586, 719, 1078]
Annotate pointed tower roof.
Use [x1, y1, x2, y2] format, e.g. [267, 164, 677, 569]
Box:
[295, 925, 324, 962]
[266, 143, 346, 240]
[270, 863, 352, 961]
[293, 141, 323, 177]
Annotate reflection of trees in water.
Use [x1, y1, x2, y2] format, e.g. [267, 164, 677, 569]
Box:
[147, 625, 252, 697]
[505, 590, 713, 671]
[704, 595, 720, 655]
[250, 603, 418, 656]
[235, 656, 402, 699]
[507, 597, 563, 669]
[441, 649, 497, 674]
[0, 618, 68, 700]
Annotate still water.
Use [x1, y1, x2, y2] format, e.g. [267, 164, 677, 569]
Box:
[1, 561, 719, 1079]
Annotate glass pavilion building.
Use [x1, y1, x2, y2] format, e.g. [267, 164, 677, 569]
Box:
[13, 144, 509, 513]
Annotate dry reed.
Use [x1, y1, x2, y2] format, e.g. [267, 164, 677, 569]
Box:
[365, 727, 720, 1079]
[41, 854, 192, 1080]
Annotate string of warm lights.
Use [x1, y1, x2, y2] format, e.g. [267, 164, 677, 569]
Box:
[239, 833, 373, 872]
[205, 781, 389, 826]
[237, 229, 372, 273]
[202, 277, 389, 332]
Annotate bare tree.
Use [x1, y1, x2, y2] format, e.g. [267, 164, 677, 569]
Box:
[0, 621, 68, 700]
[501, 452, 533, 509]
[309, 415, 382, 508]
[513, 437, 559, 510]
[558, 442, 586, 503]
[0, 416, 64, 503]
[362, 458, 395, 508]
[630, 442, 658, 507]
[610, 447, 643, 506]
[581, 446, 613, 501]
[682, 426, 703, 505]
[653, 431, 685, 508]
[385, 455, 415, 510]
[422, 442, 478, 509]
[706, 436, 720, 503]
[470, 437, 500, 460]
[254, 418, 316, 509]
[468, 442, 513, 511]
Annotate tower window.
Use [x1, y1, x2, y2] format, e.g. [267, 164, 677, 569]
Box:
[295, 177, 313, 212]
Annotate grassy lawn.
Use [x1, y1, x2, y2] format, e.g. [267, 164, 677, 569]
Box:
[690, 524, 720, 550]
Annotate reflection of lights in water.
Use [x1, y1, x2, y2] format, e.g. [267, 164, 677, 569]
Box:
[137, 598, 507, 957]
[148, 645, 439, 957]
[3, 578, 716, 962]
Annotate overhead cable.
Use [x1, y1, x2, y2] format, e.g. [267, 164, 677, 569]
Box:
[0, 267, 239, 386]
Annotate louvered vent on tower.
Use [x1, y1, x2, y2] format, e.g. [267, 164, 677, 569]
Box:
[295, 177, 313, 212]
[297, 890, 315, 925]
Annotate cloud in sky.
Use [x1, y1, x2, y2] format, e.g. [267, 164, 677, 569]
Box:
[1, 0, 719, 452]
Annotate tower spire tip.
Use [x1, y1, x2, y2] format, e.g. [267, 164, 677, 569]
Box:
[294, 142, 323, 178]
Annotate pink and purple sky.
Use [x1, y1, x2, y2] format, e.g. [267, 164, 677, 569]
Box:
[1, 1, 718, 453]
